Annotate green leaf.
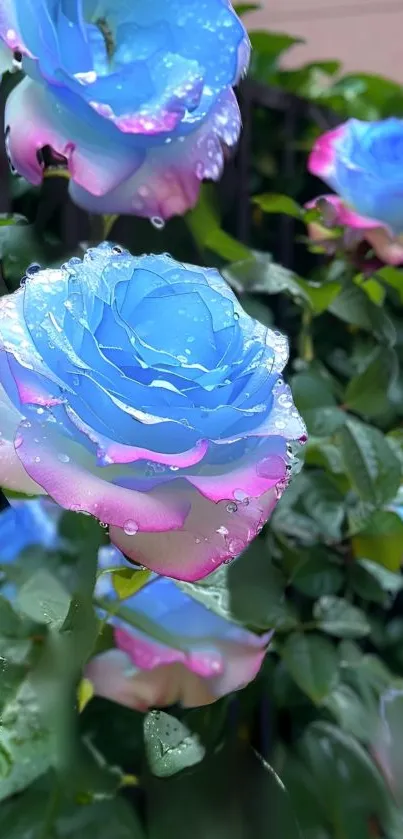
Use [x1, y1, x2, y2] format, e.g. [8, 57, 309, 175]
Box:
[1, 781, 145, 839]
[0, 594, 26, 636]
[112, 568, 152, 600]
[0, 214, 46, 291]
[291, 722, 390, 838]
[178, 540, 295, 632]
[17, 569, 71, 629]
[354, 274, 385, 306]
[323, 684, 377, 741]
[281, 633, 339, 703]
[352, 511, 403, 571]
[249, 30, 304, 81]
[291, 555, 344, 598]
[292, 370, 346, 436]
[146, 742, 301, 839]
[357, 559, 403, 594]
[59, 511, 106, 557]
[144, 711, 206, 778]
[185, 185, 251, 262]
[301, 473, 346, 541]
[376, 265, 403, 303]
[374, 689, 403, 807]
[329, 284, 396, 345]
[296, 278, 341, 314]
[0, 679, 53, 801]
[239, 294, 274, 326]
[234, 3, 261, 15]
[205, 228, 252, 262]
[344, 347, 398, 417]
[223, 251, 308, 303]
[313, 596, 370, 638]
[338, 418, 401, 506]
[253, 193, 302, 218]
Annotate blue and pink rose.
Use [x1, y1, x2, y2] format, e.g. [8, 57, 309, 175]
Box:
[308, 118, 403, 266]
[0, 0, 249, 219]
[0, 244, 305, 582]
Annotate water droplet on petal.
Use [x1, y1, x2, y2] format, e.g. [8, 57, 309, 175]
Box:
[217, 525, 229, 536]
[123, 519, 139, 536]
[150, 216, 165, 230]
[226, 537, 245, 555]
[233, 489, 249, 503]
[226, 502, 238, 513]
[26, 263, 41, 278]
[57, 453, 70, 463]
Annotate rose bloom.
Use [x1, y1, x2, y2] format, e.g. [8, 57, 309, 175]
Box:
[0, 0, 249, 219]
[0, 244, 305, 581]
[308, 119, 403, 266]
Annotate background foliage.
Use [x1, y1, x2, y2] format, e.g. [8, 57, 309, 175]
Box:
[1, 10, 403, 838]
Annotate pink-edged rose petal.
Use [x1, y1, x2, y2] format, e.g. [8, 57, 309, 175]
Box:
[68, 89, 241, 220]
[110, 485, 278, 581]
[15, 420, 189, 532]
[308, 125, 346, 180]
[5, 77, 142, 195]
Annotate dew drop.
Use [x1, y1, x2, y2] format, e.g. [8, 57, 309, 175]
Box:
[123, 519, 139, 536]
[151, 216, 165, 230]
[217, 525, 229, 537]
[227, 538, 244, 555]
[26, 263, 41, 278]
[57, 453, 70, 463]
[233, 488, 249, 503]
[226, 502, 238, 514]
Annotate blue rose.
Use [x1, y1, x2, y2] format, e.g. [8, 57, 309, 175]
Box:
[309, 118, 403, 236]
[1, 0, 249, 219]
[0, 243, 305, 581]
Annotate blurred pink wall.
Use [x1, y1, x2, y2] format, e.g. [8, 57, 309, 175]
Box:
[245, 1, 403, 81]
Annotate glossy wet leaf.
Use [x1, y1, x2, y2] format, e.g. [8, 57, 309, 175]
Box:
[281, 633, 339, 703]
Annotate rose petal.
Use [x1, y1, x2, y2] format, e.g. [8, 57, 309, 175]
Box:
[15, 417, 189, 532]
[5, 76, 143, 194]
[306, 195, 382, 231]
[0, 1, 29, 53]
[0, 381, 43, 494]
[110, 485, 278, 581]
[86, 650, 216, 710]
[68, 89, 241, 219]
[308, 125, 346, 180]
[87, 571, 269, 708]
